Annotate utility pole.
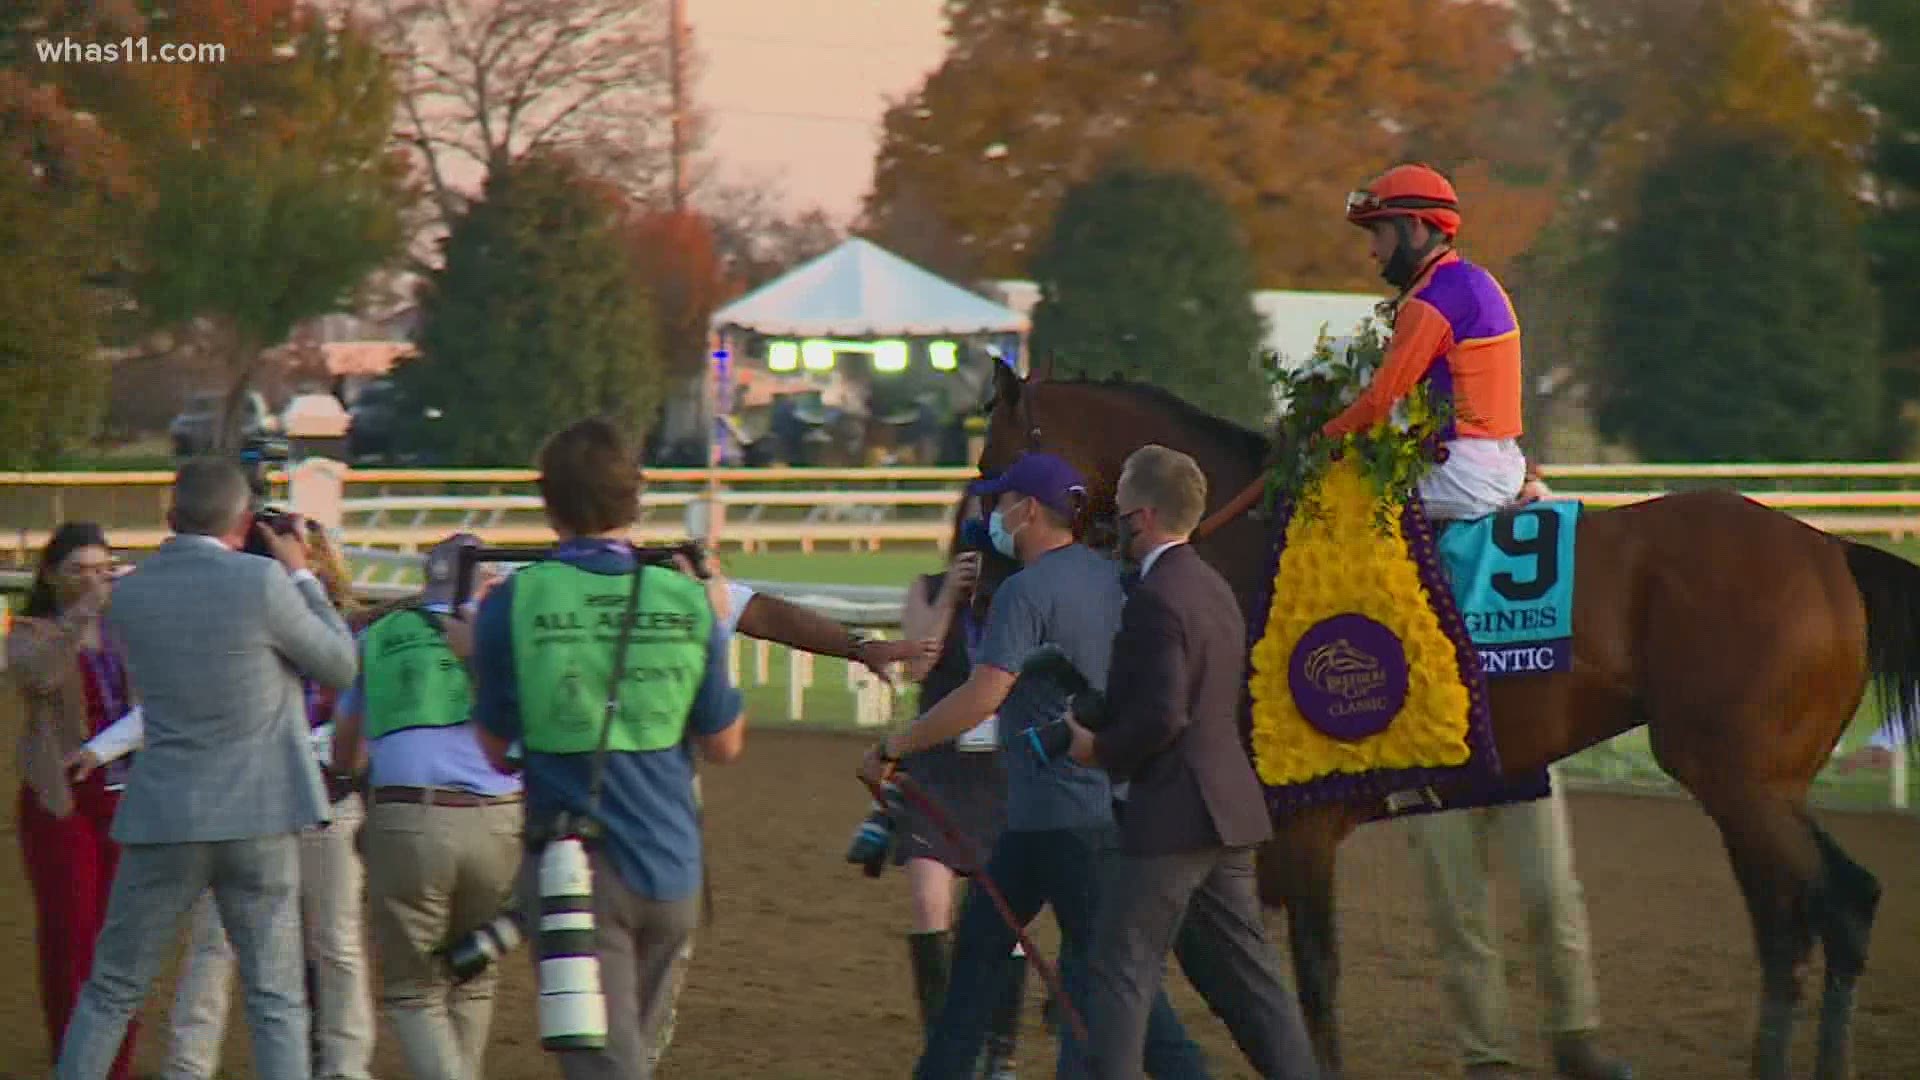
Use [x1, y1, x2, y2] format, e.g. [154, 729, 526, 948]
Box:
[668, 0, 689, 213]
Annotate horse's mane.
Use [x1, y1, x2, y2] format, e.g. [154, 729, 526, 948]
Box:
[1047, 376, 1271, 461]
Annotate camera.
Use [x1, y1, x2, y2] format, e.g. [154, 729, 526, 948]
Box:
[242, 504, 318, 558]
[450, 541, 711, 613]
[532, 817, 608, 1052]
[1020, 645, 1113, 764]
[845, 780, 907, 877]
[439, 907, 528, 984]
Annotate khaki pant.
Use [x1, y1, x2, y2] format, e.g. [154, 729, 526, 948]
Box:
[1405, 778, 1601, 1068]
[363, 798, 523, 1080]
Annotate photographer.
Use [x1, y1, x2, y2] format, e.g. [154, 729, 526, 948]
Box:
[472, 418, 745, 1079]
[329, 531, 524, 1080]
[1061, 446, 1317, 1079]
[859, 452, 1207, 1080]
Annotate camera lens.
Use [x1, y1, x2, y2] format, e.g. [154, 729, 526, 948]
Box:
[442, 910, 527, 984]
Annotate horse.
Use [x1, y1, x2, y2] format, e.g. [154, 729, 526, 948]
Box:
[971, 360, 1920, 1080]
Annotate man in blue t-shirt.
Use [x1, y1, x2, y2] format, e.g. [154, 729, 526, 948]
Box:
[473, 419, 745, 1080]
[862, 451, 1211, 1080]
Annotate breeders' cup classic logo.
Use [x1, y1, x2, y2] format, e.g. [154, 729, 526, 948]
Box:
[1287, 613, 1410, 742]
[1302, 639, 1386, 700]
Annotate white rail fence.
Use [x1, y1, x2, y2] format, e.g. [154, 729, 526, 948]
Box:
[16, 461, 1920, 556]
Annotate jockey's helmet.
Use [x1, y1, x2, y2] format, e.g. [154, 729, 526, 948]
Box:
[1345, 164, 1461, 239]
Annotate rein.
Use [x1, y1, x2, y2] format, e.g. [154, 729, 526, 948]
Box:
[1193, 477, 1267, 541]
[1012, 376, 1264, 543]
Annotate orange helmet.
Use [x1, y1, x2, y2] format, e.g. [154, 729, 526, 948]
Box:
[1345, 164, 1461, 238]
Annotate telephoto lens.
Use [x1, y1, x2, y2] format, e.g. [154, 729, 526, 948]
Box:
[439, 908, 527, 984]
[845, 786, 901, 877]
[536, 835, 608, 1052]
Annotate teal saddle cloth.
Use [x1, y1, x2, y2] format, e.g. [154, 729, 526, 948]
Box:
[1435, 498, 1581, 677]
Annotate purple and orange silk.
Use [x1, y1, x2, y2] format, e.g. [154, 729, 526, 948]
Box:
[1323, 251, 1523, 442]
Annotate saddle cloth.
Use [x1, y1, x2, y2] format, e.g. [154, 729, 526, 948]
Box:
[1436, 498, 1581, 678]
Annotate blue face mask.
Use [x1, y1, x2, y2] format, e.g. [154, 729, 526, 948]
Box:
[988, 501, 1027, 561]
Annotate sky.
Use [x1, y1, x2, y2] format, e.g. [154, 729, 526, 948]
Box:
[688, 0, 948, 223]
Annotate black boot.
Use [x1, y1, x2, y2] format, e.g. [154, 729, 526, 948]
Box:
[980, 944, 1028, 1078]
[908, 930, 952, 1033]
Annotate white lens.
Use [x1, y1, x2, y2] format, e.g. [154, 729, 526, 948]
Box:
[538, 955, 604, 995]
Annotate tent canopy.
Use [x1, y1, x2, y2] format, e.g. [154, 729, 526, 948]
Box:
[710, 238, 1028, 338]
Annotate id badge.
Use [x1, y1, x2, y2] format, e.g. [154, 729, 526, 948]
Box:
[956, 713, 998, 752]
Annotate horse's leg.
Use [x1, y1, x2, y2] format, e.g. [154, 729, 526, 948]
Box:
[1809, 822, 1881, 1080]
[1655, 749, 1822, 1080]
[1255, 804, 1359, 1080]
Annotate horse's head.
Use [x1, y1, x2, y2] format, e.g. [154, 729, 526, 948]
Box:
[976, 359, 1120, 545]
[974, 363, 1278, 596]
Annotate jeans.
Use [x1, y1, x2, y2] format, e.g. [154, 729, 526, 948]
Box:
[914, 826, 1211, 1080]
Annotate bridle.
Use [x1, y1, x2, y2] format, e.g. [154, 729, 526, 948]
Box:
[985, 371, 1266, 543]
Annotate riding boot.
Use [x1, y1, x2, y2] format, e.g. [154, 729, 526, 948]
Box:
[980, 944, 1028, 1079]
[1551, 1033, 1634, 1080]
[909, 930, 953, 1033]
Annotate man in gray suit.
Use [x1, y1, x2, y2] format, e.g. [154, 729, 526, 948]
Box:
[57, 459, 359, 1080]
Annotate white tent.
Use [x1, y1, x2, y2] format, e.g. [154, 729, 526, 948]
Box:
[710, 238, 1029, 338]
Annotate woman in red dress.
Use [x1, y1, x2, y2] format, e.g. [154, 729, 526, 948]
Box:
[5, 522, 139, 1079]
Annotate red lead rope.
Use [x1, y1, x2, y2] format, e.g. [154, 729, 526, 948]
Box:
[861, 773, 1091, 1046]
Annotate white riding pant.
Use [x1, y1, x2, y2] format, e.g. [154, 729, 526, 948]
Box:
[1419, 438, 1528, 521]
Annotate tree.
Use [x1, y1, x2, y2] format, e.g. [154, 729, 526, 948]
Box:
[1596, 130, 1881, 461]
[373, 0, 689, 237]
[864, 0, 1549, 290]
[1029, 164, 1270, 426]
[127, 3, 411, 447]
[1847, 0, 1920, 451]
[626, 207, 741, 381]
[0, 73, 139, 466]
[398, 152, 661, 465]
[700, 176, 843, 289]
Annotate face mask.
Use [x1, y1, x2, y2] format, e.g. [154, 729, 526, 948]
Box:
[1380, 217, 1443, 290]
[988, 500, 1027, 560]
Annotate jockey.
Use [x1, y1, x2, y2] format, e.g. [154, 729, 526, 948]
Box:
[1324, 163, 1528, 521]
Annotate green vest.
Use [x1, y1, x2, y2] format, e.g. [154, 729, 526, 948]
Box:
[362, 608, 474, 740]
[510, 561, 713, 755]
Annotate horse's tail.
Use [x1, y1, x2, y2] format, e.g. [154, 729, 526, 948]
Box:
[1842, 540, 1920, 748]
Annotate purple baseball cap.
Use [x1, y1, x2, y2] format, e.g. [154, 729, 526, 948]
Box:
[968, 452, 1088, 516]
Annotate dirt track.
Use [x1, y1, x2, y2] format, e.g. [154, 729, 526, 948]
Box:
[3, 728, 1917, 1079]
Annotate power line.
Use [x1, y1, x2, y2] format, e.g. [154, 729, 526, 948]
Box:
[709, 106, 879, 127]
[699, 30, 935, 53]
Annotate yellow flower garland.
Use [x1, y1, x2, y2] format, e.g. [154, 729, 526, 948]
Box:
[1248, 457, 1473, 787]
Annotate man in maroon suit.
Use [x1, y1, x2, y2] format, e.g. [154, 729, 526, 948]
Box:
[1065, 444, 1319, 1080]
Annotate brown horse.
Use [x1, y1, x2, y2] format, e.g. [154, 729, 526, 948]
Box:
[973, 361, 1918, 1080]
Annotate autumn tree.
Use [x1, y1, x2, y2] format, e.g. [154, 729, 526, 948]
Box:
[1597, 130, 1880, 461]
[1029, 164, 1270, 426]
[399, 152, 661, 465]
[125, 3, 411, 448]
[864, 0, 1549, 290]
[627, 208, 741, 381]
[0, 73, 139, 466]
